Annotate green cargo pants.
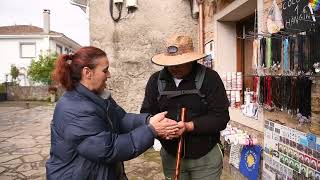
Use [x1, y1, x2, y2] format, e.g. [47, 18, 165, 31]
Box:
[160, 144, 223, 180]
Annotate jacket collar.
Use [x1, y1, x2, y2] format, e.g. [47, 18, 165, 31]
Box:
[75, 83, 108, 111]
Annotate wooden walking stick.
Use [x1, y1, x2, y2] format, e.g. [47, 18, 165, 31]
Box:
[174, 107, 187, 180]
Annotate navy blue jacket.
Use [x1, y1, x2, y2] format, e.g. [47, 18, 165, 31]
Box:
[46, 84, 156, 180]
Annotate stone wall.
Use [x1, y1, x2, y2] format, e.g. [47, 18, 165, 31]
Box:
[6, 86, 64, 101]
[89, 0, 198, 112]
[203, 0, 235, 42]
[203, 0, 216, 42]
[311, 77, 320, 135]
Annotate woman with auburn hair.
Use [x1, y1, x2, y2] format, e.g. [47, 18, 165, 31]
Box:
[46, 46, 181, 180]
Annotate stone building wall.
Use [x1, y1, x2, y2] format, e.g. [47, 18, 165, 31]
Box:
[203, 0, 235, 42]
[89, 0, 198, 112]
[311, 77, 320, 135]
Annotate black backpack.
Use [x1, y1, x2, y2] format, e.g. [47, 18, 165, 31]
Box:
[157, 65, 207, 100]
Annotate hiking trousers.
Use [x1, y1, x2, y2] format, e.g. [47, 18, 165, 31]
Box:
[160, 144, 223, 180]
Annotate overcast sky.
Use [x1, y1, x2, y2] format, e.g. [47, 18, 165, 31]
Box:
[0, 0, 89, 46]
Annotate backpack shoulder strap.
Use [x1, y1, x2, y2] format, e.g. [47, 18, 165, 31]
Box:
[194, 65, 206, 91]
[157, 70, 167, 100]
[157, 65, 207, 100]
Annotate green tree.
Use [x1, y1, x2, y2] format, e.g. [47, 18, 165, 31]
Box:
[28, 53, 57, 85]
[10, 64, 20, 84]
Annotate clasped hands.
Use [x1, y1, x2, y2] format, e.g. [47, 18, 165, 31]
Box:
[149, 112, 193, 140]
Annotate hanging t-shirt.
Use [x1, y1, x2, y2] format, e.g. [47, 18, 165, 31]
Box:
[252, 39, 259, 71]
[239, 145, 262, 180]
[265, 38, 272, 68]
[260, 38, 266, 67]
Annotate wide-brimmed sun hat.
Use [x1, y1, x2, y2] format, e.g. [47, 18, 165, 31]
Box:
[151, 35, 206, 66]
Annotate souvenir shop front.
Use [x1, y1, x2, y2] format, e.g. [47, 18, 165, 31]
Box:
[209, 0, 320, 179]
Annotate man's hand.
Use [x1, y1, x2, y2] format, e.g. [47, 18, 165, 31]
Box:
[176, 121, 194, 135]
[165, 121, 195, 139]
[175, 121, 186, 137]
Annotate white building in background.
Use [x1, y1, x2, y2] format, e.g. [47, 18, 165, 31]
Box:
[0, 9, 81, 86]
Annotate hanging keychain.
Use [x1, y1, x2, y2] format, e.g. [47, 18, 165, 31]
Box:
[308, 0, 320, 22]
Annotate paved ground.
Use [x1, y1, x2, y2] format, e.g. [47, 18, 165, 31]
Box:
[0, 102, 51, 180]
[0, 101, 233, 180]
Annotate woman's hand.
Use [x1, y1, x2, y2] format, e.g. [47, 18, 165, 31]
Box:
[149, 112, 179, 139]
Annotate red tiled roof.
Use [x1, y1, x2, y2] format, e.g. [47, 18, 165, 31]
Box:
[0, 25, 61, 35]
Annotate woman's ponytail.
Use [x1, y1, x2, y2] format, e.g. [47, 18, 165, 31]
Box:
[52, 54, 74, 91]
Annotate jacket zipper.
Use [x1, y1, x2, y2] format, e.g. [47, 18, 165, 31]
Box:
[106, 102, 114, 131]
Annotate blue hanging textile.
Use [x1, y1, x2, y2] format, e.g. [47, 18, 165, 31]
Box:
[239, 145, 262, 180]
[283, 38, 289, 72]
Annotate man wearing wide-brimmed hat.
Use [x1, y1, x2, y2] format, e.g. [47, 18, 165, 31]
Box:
[141, 35, 230, 180]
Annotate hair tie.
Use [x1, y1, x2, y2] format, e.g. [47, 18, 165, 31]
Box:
[66, 54, 73, 65]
